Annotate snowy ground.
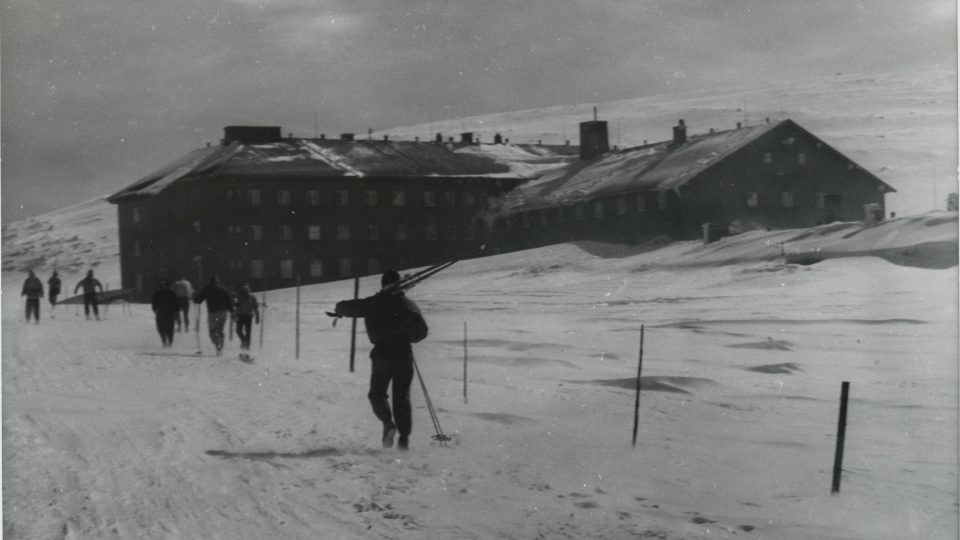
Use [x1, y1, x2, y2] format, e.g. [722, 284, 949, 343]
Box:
[3, 213, 957, 539]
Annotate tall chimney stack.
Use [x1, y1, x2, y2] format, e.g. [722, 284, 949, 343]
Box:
[672, 119, 687, 145]
[579, 117, 609, 160]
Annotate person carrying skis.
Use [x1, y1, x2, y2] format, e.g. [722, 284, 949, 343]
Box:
[193, 276, 234, 355]
[48, 271, 62, 311]
[172, 276, 194, 332]
[233, 284, 260, 358]
[21, 270, 44, 323]
[74, 270, 104, 320]
[334, 270, 429, 451]
[151, 279, 179, 347]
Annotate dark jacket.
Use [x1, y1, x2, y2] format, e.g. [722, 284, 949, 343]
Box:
[194, 283, 234, 313]
[336, 291, 428, 346]
[152, 288, 180, 316]
[21, 276, 44, 299]
[48, 275, 61, 295]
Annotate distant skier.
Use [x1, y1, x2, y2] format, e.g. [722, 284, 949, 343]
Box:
[233, 284, 260, 360]
[172, 276, 194, 332]
[47, 271, 61, 311]
[21, 270, 44, 323]
[193, 276, 234, 355]
[334, 270, 429, 451]
[151, 279, 180, 347]
[74, 270, 104, 320]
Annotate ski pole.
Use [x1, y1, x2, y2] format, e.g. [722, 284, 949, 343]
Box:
[412, 358, 450, 445]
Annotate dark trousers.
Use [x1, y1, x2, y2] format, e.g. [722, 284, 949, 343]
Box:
[176, 298, 191, 330]
[236, 314, 253, 349]
[368, 344, 415, 437]
[49, 293, 59, 308]
[25, 298, 40, 322]
[83, 292, 99, 318]
[156, 314, 176, 345]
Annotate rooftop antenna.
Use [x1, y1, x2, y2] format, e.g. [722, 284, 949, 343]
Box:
[593, 106, 598, 121]
[313, 112, 318, 138]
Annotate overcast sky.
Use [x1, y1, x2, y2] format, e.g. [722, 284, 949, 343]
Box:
[1, 0, 955, 223]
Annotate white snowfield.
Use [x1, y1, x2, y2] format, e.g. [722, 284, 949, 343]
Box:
[3, 212, 958, 539]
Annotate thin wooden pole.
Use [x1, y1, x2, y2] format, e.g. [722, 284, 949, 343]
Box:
[463, 321, 468, 404]
[258, 281, 266, 350]
[832, 381, 851, 494]
[632, 325, 645, 447]
[295, 274, 302, 359]
[195, 259, 203, 354]
[349, 277, 359, 373]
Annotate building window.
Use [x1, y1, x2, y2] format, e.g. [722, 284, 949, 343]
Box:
[556, 208, 566, 223]
[367, 258, 381, 275]
[464, 223, 475, 240]
[226, 189, 236, 200]
[444, 191, 456, 207]
[280, 259, 294, 279]
[393, 191, 406, 206]
[367, 224, 380, 241]
[763, 152, 773, 165]
[616, 198, 627, 215]
[335, 190, 349, 207]
[657, 192, 668, 210]
[250, 225, 263, 241]
[135, 273, 144, 291]
[309, 259, 323, 278]
[816, 192, 826, 209]
[575, 205, 585, 221]
[248, 189, 261, 206]
[133, 240, 141, 257]
[522, 213, 531, 228]
[394, 224, 407, 240]
[337, 225, 351, 240]
[797, 152, 807, 166]
[132, 207, 140, 224]
[746, 192, 759, 208]
[250, 260, 264, 279]
[594, 201, 605, 219]
[277, 190, 291, 206]
[637, 194, 647, 212]
[364, 190, 378, 207]
[462, 192, 476, 207]
[781, 192, 795, 208]
[228, 225, 243, 234]
[444, 224, 457, 241]
[307, 190, 321, 206]
[423, 191, 436, 207]
[308, 225, 321, 240]
[280, 225, 293, 240]
[425, 224, 438, 241]
[540, 210, 549, 226]
[193, 221, 202, 233]
[338, 258, 352, 278]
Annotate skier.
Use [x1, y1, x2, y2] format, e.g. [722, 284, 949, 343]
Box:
[74, 270, 104, 320]
[233, 284, 260, 361]
[21, 270, 44, 323]
[193, 276, 234, 355]
[151, 279, 180, 347]
[172, 276, 194, 332]
[48, 271, 62, 311]
[334, 270, 429, 451]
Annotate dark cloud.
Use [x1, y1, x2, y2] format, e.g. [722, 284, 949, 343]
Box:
[1, 0, 955, 222]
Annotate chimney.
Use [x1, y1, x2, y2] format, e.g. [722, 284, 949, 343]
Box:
[672, 119, 687, 145]
[460, 132, 474, 144]
[435, 133, 443, 143]
[579, 119, 609, 160]
[340, 133, 355, 141]
[494, 133, 503, 144]
[383, 135, 389, 141]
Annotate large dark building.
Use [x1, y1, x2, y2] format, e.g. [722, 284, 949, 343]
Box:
[109, 118, 894, 299]
[487, 119, 895, 251]
[106, 127, 549, 299]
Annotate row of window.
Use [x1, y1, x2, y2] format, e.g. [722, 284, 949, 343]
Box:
[226, 188, 480, 209]
[133, 257, 380, 289]
[747, 191, 839, 209]
[501, 192, 669, 229]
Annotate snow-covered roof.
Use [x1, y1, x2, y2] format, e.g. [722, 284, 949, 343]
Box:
[107, 139, 569, 201]
[497, 119, 895, 213]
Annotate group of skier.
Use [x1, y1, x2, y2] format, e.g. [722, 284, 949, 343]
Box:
[20, 269, 103, 322]
[152, 276, 260, 358]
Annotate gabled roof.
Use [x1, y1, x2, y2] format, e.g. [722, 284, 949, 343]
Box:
[497, 119, 895, 213]
[107, 138, 554, 202]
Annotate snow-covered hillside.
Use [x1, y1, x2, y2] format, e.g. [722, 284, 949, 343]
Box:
[3, 202, 957, 539]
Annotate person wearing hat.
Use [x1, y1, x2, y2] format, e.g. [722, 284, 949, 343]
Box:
[334, 270, 429, 451]
[233, 283, 260, 358]
[21, 270, 44, 323]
